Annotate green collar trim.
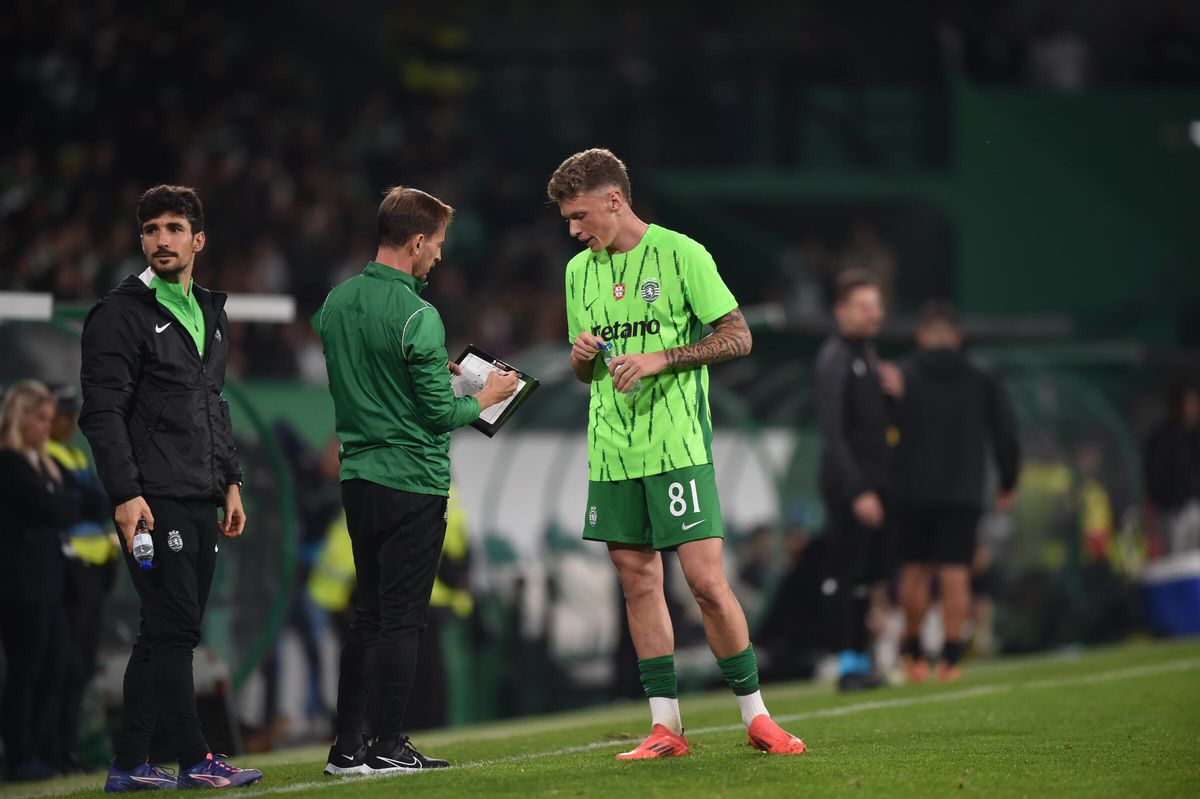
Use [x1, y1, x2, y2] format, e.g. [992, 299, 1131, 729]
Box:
[364, 261, 427, 294]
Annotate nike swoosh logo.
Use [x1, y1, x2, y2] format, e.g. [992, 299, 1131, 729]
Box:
[681, 520, 706, 531]
[155, 322, 171, 333]
[733, 675, 750, 683]
[376, 756, 420, 769]
[338, 754, 358, 762]
[584, 297, 598, 310]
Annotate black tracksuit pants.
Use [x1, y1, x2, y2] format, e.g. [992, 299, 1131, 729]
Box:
[824, 489, 895, 653]
[112, 497, 217, 770]
[334, 480, 447, 745]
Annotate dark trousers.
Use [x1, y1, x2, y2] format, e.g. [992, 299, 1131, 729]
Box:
[404, 609, 448, 731]
[824, 492, 895, 653]
[112, 497, 217, 770]
[59, 557, 116, 767]
[334, 480, 447, 745]
[0, 600, 69, 773]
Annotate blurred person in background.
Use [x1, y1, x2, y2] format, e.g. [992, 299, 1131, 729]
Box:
[46, 385, 119, 773]
[551, 148, 806, 759]
[814, 269, 891, 692]
[883, 300, 1019, 682]
[0, 380, 101, 782]
[307, 513, 356, 652]
[314, 187, 517, 777]
[743, 515, 828, 683]
[80, 185, 261, 790]
[1075, 443, 1115, 566]
[1143, 383, 1200, 555]
[306, 439, 359, 647]
[248, 427, 343, 752]
[1071, 442, 1140, 643]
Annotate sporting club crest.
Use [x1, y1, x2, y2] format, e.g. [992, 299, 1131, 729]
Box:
[641, 279, 660, 303]
[168, 530, 183, 552]
[588, 506, 598, 527]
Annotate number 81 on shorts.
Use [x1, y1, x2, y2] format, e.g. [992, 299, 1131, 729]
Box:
[583, 463, 725, 550]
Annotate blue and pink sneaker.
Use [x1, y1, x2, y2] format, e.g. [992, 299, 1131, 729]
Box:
[104, 762, 178, 792]
[178, 753, 262, 789]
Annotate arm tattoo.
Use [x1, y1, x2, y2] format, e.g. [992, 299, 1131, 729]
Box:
[663, 308, 752, 369]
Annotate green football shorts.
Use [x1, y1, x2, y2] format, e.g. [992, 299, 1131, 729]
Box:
[583, 463, 724, 550]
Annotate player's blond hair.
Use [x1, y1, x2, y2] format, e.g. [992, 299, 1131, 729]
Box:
[546, 148, 632, 205]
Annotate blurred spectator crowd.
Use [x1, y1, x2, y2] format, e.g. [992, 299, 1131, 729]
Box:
[3, 0, 1198, 378]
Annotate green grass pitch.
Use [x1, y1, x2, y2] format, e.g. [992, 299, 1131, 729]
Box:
[7, 638, 1198, 798]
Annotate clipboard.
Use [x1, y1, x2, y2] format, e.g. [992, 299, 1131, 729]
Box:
[451, 344, 539, 437]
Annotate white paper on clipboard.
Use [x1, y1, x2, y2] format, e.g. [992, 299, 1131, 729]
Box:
[451, 351, 526, 426]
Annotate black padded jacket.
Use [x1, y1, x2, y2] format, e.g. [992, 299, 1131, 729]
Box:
[79, 271, 241, 506]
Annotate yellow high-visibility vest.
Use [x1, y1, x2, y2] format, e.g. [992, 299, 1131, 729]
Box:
[430, 486, 472, 618]
[47, 440, 119, 566]
[308, 513, 356, 612]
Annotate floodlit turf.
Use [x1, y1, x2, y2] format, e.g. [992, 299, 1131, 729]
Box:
[7, 639, 1199, 798]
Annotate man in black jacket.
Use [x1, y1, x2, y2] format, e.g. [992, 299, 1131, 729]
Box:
[884, 300, 1019, 683]
[80, 185, 262, 790]
[814, 269, 891, 692]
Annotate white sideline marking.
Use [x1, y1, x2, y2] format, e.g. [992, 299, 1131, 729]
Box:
[22, 657, 1197, 799]
[478, 657, 1200, 766]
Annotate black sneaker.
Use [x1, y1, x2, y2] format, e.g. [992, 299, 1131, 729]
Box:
[363, 737, 449, 773]
[837, 672, 885, 693]
[324, 735, 369, 777]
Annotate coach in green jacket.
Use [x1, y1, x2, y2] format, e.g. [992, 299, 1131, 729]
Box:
[313, 186, 517, 776]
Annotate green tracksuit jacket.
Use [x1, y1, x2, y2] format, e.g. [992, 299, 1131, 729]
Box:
[313, 261, 480, 496]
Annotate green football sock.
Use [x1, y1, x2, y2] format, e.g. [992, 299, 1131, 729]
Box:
[717, 644, 761, 696]
[638, 654, 678, 699]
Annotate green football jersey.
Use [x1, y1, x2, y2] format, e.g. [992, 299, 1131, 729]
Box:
[565, 223, 738, 481]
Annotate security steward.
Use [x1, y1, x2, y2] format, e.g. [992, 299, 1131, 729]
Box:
[46, 385, 119, 773]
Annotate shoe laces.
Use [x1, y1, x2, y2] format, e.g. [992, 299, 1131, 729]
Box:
[205, 754, 242, 774]
[380, 736, 415, 754]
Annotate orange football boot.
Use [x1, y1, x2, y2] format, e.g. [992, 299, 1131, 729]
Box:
[936, 661, 963, 683]
[747, 715, 807, 754]
[615, 724, 690, 760]
[902, 656, 930, 684]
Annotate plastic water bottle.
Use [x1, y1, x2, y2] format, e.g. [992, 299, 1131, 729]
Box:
[598, 342, 643, 398]
[132, 517, 154, 571]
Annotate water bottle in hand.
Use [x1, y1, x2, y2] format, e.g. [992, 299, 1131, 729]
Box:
[599, 342, 643, 397]
[132, 517, 154, 571]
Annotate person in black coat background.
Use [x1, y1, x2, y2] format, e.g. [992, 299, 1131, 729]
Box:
[814, 269, 892, 692]
[1143, 383, 1200, 554]
[0, 380, 105, 782]
[881, 300, 1020, 683]
[46, 385, 120, 773]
